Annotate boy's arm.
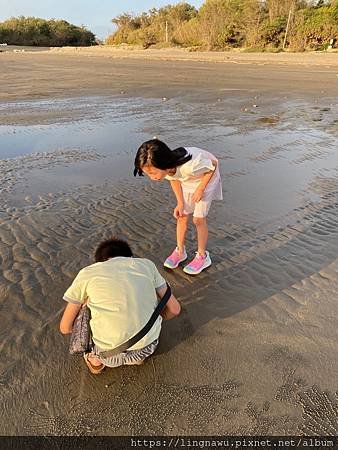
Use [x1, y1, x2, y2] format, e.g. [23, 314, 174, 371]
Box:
[192, 160, 217, 202]
[156, 285, 181, 320]
[60, 302, 82, 334]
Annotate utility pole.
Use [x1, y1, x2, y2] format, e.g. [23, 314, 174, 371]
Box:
[282, 8, 292, 50]
[165, 20, 168, 43]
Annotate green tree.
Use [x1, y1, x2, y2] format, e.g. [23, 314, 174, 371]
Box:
[199, 0, 262, 49]
[106, 0, 338, 51]
[290, 0, 338, 50]
[0, 16, 96, 46]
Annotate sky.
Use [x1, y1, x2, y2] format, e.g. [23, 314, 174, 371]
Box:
[0, 0, 205, 40]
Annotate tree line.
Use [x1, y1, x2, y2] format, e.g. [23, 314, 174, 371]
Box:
[107, 0, 338, 51]
[0, 16, 96, 47]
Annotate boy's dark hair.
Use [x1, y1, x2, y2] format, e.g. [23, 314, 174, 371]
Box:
[95, 238, 133, 262]
[134, 139, 192, 176]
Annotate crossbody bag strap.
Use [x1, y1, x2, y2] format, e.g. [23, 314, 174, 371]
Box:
[99, 283, 172, 359]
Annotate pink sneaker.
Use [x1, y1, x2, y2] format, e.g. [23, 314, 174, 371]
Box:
[164, 247, 187, 269]
[183, 251, 212, 275]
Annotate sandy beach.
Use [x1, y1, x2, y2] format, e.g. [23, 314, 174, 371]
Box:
[0, 47, 337, 436]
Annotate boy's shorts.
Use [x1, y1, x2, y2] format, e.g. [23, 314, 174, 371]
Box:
[183, 191, 213, 218]
[92, 339, 159, 368]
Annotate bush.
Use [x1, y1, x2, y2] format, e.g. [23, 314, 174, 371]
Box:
[0, 16, 96, 46]
[106, 1, 338, 52]
[107, 2, 198, 47]
[172, 18, 203, 47]
[289, 2, 338, 51]
[259, 16, 288, 48]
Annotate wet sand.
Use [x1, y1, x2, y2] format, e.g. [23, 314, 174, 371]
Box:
[0, 49, 337, 436]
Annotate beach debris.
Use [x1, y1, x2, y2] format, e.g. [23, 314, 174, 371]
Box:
[162, 97, 167, 101]
[120, 91, 125, 94]
[217, 98, 221, 102]
[257, 116, 279, 125]
[252, 104, 258, 108]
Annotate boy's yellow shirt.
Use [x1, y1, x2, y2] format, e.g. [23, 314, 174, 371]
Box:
[64, 257, 166, 351]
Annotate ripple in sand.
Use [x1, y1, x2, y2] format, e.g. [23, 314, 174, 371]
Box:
[0, 148, 103, 195]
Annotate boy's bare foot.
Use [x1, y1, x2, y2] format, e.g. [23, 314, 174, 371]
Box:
[83, 353, 105, 374]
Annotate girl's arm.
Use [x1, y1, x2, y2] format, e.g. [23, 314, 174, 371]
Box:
[170, 180, 185, 218]
[170, 179, 184, 204]
[60, 302, 82, 334]
[192, 160, 217, 202]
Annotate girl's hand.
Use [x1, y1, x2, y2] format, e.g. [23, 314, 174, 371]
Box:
[192, 188, 204, 203]
[173, 204, 184, 219]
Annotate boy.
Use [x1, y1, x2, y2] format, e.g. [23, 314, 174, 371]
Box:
[60, 238, 180, 374]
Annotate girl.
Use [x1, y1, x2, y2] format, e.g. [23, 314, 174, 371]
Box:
[134, 139, 223, 275]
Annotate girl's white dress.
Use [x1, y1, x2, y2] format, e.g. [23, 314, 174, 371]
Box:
[165, 147, 223, 217]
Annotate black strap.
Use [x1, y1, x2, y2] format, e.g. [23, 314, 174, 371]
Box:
[99, 283, 172, 359]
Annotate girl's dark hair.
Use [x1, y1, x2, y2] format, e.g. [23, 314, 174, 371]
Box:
[95, 238, 133, 262]
[134, 139, 192, 176]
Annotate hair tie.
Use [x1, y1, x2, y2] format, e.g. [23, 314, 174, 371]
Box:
[134, 168, 144, 177]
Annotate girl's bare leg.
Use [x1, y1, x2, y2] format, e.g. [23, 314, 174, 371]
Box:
[177, 215, 189, 254]
[193, 216, 208, 256]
